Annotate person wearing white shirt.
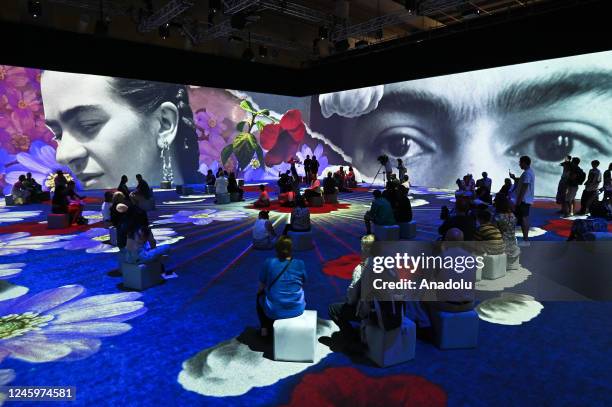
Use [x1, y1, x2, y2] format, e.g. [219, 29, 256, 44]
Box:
[214, 171, 229, 194]
[510, 156, 535, 243]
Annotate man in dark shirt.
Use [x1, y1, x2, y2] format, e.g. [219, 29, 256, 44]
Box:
[438, 198, 476, 240]
[311, 156, 320, 178]
[303, 155, 312, 179]
[135, 174, 152, 200]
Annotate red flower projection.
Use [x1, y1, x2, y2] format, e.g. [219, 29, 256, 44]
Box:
[246, 200, 350, 214]
[322, 254, 361, 280]
[282, 367, 447, 407]
[260, 109, 306, 166]
[543, 218, 612, 238]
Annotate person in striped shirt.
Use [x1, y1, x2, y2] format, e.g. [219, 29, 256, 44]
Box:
[474, 210, 505, 255]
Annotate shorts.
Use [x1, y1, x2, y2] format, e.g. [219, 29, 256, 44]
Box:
[516, 202, 531, 218]
[565, 186, 579, 203]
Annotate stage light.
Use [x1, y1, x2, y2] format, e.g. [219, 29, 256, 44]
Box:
[28, 1, 42, 19]
[259, 45, 267, 58]
[318, 27, 328, 40]
[242, 47, 254, 61]
[404, 0, 419, 14]
[209, 0, 222, 14]
[159, 23, 170, 39]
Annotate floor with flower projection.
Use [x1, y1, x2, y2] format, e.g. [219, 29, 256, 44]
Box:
[0, 185, 610, 406]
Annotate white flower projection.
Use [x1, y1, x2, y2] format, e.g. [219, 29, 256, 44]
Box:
[319, 85, 384, 118]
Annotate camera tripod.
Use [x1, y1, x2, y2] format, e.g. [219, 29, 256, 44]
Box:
[369, 164, 386, 188]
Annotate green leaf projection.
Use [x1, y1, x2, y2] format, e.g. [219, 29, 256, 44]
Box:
[232, 132, 259, 170]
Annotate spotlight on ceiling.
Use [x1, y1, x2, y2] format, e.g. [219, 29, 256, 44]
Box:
[28, 0, 42, 19]
[404, 0, 420, 14]
[209, 0, 222, 14]
[318, 26, 328, 40]
[242, 47, 254, 61]
[159, 23, 170, 39]
[259, 45, 268, 58]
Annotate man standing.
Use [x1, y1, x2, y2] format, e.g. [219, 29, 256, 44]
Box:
[563, 157, 585, 217]
[303, 155, 312, 180]
[135, 174, 152, 200]
[384, 157, 393, 182]
[510, 156, 535, 243]
[311, 155, 320, 178]
[579, 160, 602, 215]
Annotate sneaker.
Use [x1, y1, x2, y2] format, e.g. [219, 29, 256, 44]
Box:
[163, 272, 178, 279]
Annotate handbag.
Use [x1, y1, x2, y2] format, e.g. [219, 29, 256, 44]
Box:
[257, 259, 293, 300]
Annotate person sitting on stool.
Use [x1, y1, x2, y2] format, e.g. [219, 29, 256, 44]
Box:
[283, 196, 311, 234]
[254, 184, 271, 207]
[253, 210, 277, 249]
[256, 236, 307, 338]
[364, 190, 395, 235]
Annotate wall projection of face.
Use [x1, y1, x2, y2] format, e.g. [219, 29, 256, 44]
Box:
[2, 49, 612, 196]
[312, 50, 612, 197]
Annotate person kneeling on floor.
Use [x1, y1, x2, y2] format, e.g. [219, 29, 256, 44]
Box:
[256, 236, 307, 338]
[253, 184, 271, 207]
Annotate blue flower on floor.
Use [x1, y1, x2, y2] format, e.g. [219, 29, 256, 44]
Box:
[154, 209, 249, 226]
[0, 263, 24, 280]
[0, 285, 146, 363]
[0, 208, 42, 225]
[62, 227, 184, 254]
[0, 232, 67, 256]
[0, 368, 15, 404]
[2, 141, 79, 195]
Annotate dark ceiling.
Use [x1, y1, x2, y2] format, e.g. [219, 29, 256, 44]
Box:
[1, 0, 610, 95]
[3, 0, 553, 68]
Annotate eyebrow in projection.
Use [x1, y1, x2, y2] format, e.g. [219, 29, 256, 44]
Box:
[495, 71, 612, 112]
[376, 89, 453, 120]
[44, 105, 106, 128]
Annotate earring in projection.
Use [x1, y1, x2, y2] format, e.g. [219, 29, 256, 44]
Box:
[161, 139, 174, 183]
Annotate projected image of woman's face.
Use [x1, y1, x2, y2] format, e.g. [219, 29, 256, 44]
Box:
[332, 52, 612, 196]
[41, 72, 161, 188]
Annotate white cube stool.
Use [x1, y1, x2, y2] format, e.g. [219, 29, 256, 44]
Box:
[109, 226, 118, 246]
[324, 193, 338, 204]
[287, 230, 314, 251]
[47, 213, 69, 229]
[309, 195, 324, 207]
[273, 310, 317, 362]
[373, 224, 400, 241]
[430, 309, 479, 350]
[481, 253, 507, 280]
[399, 221, 417, 240]
[365, 318, 416, 367]
[122, 261, 163, 291]
[216, 193, 230, 204]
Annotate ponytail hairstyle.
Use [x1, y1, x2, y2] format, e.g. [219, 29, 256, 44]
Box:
[109, 79, 200, 183]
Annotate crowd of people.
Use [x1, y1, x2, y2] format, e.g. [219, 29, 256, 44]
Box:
[9, 172, 49, 204]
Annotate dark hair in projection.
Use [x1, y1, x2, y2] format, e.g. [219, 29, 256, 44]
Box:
[109, 79, 200, 183]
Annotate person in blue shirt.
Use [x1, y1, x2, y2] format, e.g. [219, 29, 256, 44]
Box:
[256, 236, 307, 338]
[363, 189, 396, 234]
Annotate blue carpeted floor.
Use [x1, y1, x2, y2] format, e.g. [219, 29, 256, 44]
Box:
[0, 185, 610, 406]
